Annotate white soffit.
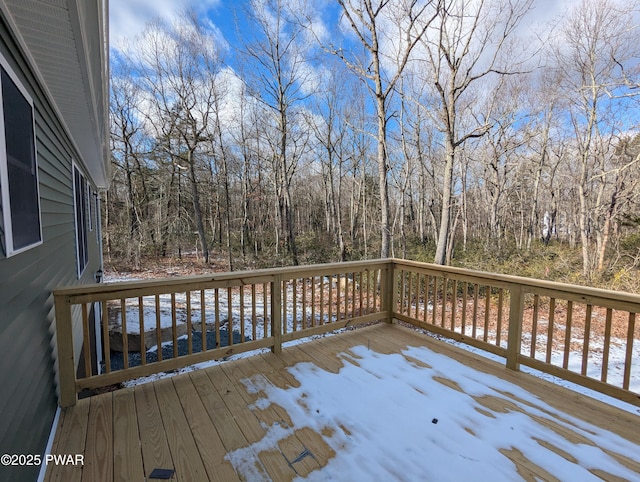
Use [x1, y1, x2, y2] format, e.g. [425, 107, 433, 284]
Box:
[3, 0, 109, 188]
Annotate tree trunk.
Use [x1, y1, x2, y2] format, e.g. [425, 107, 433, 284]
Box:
[434, 140, 454, 265]
[187, 150, 209, 264]
[376, 94, 391, 259]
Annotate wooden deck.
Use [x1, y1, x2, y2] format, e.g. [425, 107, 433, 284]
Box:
[45, 323, 640, 481]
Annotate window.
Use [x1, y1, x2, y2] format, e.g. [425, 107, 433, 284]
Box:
[74, 164, 88, 276]
[94, 191, 101, 245]
[0, 60, 42, 256]
[87, 185, 93, 232]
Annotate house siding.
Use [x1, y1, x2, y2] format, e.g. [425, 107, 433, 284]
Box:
[0, 12, 102, 482]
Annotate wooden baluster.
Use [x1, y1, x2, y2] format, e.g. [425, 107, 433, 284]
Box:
[546, 298, 556, 364]
[359, 271, 364, 316]
[171, 294, 177, 358]
[336, 275, 341, 321]
[472, 284, 479, 338]
[601, 308, 613, 383]
[623, 313, 636, 390]
[496, 289, 504, 347]
[451, 280, 458, 332]
[215, 288, 220, 348]
[292, 279, 298, 331]
[562, 301, 573, 369]
[227, 288, 233, 347]
[351, 272, 356, 319]
[423, 276, 430, 325]
[312, 276, 317, 326]
[282, 281, 288, 335]
[581, 304, 592, 376]
[121, 299, 129, 368]
[82, 303, 91, 377]
[186, 292, 192, 355]
[139, 297, 146, 364]
[432, 277, 438, 326]
[407, 271, 413, 318]
[399, 270, 406, 314]
[365, 270, 370, 314]
[372, 270, 377, 313]
[484, 287, 491, 343]
[102, 300, 111, 372]
[441, 278, 448, 328]
[319, 276, 325, 325]
[415, 273, 422, 320]
[531, 295, 539, 359]
[302, 278, 308, 328]
[271, 276, 282, 354]
[155, 295, 162, 362]
[240, 285, 245, 343]
[263, 283, 268, 337]
[328, 275, 334, 324]
[252, 284, 257, 341]
[200, 290, 206, 351]
[461, 282, 467, 335]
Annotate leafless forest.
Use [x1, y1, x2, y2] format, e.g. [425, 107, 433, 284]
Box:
[106, 0, 640, 290]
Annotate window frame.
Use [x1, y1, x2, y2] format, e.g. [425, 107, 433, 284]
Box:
[0, 53, 43, 257]
[87, 185, 93, 232]
[73, 162, 89, 277]
[94, 191, 100, 245]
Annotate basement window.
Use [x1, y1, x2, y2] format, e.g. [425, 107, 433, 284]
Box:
[0, 59, 42, 256]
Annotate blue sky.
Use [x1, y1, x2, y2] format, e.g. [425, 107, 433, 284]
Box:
[109, 0, 581, 55]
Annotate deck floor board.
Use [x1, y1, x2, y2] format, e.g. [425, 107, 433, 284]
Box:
[133, 383, 172, 478]
[112, 389, 144, 481]
[45, 323, 640, 481]
[81, 392, 113, 482]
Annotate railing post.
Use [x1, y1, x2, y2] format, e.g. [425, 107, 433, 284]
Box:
[506, 284, 524, 371]
[271, 276, 282, 354]
[382, 260, 396, 323]
[54, 293, 77, 407]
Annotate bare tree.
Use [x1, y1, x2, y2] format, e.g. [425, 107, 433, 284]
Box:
[241, 0, 316, 265]
[329, 0, 437, 259]
[109, 61, 150, 263]
[414, 0, 533, 264]
[552, 0, 640, 277]
[131, 14, 226, 263]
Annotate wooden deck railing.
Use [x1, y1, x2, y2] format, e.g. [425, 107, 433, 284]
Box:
[392, 259, 640, 407]
[53, 260, 389, 407]
[53, 259, 640, 407]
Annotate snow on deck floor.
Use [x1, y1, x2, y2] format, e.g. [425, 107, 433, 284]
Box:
[231, 342, 640, 481]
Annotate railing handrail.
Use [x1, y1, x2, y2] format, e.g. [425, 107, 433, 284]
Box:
[56, 257, 640, 306]
[53, 259, 390, 299]
[392, 258, 640, 307]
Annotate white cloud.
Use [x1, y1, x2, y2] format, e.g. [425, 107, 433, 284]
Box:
[109, 0, 221, 50]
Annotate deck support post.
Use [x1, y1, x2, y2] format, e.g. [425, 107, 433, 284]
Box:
[506, 284, 524, 371]
[382, 260, 395, 323]
[271, 276, 282, 354]
[54, 293, 77, 407]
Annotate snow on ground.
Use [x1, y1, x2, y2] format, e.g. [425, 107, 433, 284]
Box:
[105, 274, 333, 338]
[227, 344, 639, 481]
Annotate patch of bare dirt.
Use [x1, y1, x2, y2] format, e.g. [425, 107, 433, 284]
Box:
[104, 254, 231, 279]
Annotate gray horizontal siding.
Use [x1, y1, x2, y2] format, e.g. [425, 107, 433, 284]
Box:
[0, 11, 103, 482]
